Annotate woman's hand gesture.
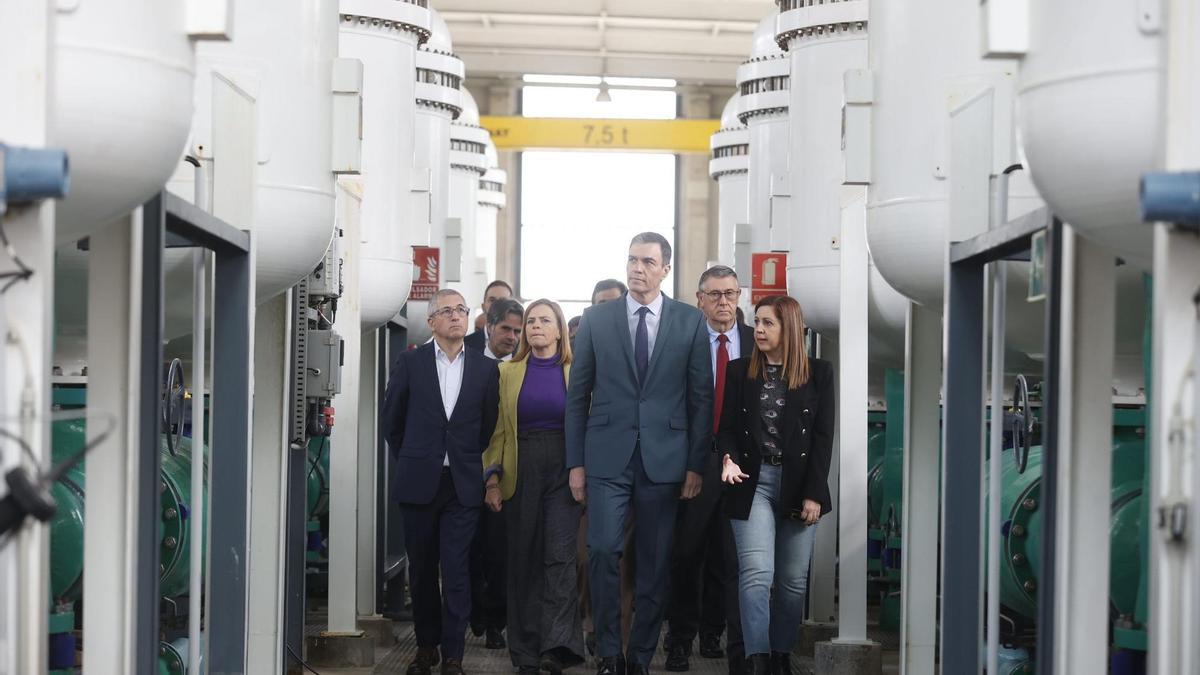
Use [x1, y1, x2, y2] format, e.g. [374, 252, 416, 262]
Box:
[721, 455, 749, 484]
[485, 480, 503, 512]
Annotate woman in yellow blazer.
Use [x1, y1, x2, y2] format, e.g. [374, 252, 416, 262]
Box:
[483, 299, 584, 675]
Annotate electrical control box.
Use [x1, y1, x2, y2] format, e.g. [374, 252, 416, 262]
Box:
[309, 232, 343, 299]
[306, 329, 343, 398]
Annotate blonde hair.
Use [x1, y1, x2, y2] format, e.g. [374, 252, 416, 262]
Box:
[512, 299, 573, 365]
[747, 295, 810, 389]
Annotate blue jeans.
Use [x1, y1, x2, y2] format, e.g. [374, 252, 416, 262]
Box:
[729, 464, 818, 656]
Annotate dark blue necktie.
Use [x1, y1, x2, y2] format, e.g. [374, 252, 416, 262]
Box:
[635, 306, 650, 386]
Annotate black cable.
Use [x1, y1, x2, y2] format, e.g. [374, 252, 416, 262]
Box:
[308, 436, 328, 481]
[0, 219, 34, 295]
[286, 643, 325, 675]
[0, 427, 38, 467]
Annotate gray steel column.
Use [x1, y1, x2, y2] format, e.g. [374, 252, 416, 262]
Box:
[1034, 220, 1063, 675]
[940, 249, 985, 673]
[208, 237, 254, 674]
[900, 301, 941, 674]
[136, 194, 166, 675]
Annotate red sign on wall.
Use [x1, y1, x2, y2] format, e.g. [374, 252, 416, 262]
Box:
[411, 246, 440, 301]
[750, 252, 787, 303]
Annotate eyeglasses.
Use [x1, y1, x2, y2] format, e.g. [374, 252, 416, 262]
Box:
[431, 305, 470, 319]
[701, 289, 741, 302]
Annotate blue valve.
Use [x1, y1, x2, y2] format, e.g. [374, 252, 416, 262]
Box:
[0, 143, 70, 210]
[1140, 171, 1200, 226]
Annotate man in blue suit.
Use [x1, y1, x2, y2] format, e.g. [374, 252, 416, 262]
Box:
[383, 288, 501, 675]
[566, 232, 714, 675]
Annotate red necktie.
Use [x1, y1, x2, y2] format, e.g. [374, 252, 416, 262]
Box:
[713, 334, 730, 433]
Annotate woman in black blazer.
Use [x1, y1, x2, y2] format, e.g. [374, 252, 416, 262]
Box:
[716, 295, 835, 675]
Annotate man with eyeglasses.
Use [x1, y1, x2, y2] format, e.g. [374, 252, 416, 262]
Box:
[567, 232, 713, 675]
[664, 266, 754, 674]
[383, 288, 501, 675]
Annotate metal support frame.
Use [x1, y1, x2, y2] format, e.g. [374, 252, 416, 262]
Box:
[1148, 0, 1200, 671]
[328, 178, 363, 636]
[899, 301, 941, 674]
[284, 279, 310, 664]
[1049, 226, 1117, 674]
[0, 3, 54, 672]
[942, 207, 1054, 674]
[836, 197, 870, 642]
[358, 329, 378, 617]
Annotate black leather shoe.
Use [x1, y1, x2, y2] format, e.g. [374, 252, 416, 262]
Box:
[745, 654, 770, 675]
[699, 635, 723, 659]
[664, 642, 690, 672]
[441, 658, 465, 675]
[540, 650, 564, 675]
[597, 655, 625, 675]
[470, 620, 485, 637]
[769, 653, 791, 675]
[407, 647, 440, 675]
[628, 662, 650, 675]
[485, 627, 506, 649]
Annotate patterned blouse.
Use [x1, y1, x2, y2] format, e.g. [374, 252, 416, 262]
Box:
[759, 364, 786, 459]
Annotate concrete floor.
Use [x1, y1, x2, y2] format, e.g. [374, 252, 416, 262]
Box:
[305, 620, 902, 675]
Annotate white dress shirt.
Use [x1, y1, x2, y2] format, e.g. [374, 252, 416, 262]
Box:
[626, 291, 665, 358]
[707, 322, 743, 383]
[483, 344, 513, 362]
[434, 340, 465, 466]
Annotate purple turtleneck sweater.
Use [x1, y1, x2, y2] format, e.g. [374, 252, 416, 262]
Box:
[517, 353, 566, 432]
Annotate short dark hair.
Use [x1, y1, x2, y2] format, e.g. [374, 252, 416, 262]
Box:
[487, 298, 524, 326]
[698, 265, 738, 290]
[591, 279, 627, 303]
[484, 280, 514, 297]
[568, 316, 581, 330]
[629, 232, 672, 266]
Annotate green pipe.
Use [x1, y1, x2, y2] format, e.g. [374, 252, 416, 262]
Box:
[48, 419, 208, 603]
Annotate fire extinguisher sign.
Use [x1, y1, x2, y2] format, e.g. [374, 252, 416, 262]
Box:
[750, 252, 787, 303]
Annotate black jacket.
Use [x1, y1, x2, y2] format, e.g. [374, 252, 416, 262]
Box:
[381, 341, 500, 507]
[463, 329, 486, 353]
[716, 356, 835, 521]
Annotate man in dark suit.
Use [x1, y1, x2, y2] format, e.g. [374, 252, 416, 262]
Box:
[469, 297, 524, 648]
[566, 232, 713, 675]
[663, 266, 754, 674]
[464, 280, 514, 353]
[383, 288, 501, 675]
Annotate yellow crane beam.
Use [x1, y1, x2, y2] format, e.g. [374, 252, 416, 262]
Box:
[479, 116, 720, 154]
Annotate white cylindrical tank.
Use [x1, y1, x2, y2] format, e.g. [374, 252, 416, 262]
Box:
[736, 13, 790, 257]
[864, 0, 1040, 309]
[408, 9, 464, 345]
[710, 94, 751, 274]
[1015, 1, 1163, 268]
[476, 140, 507, 287]
[169, 0, 341, 302]
[339, 0, 431, 329]
[448, 90, 491, 307]
[52, 0, 195, 243]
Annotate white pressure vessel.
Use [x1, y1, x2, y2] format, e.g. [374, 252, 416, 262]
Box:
[476, 140, 508, 288]
[408, 9, 464, 346]
[447, 90, 491, 307]
[736, 13, 791, 258]
[168, 0, 341, 302]
[1015, 0, 1163, 269]
[52, 0, 195, 243]
[339, 0, 432, 329]
[775, 0, 906, 364]
[863, 0, 1040, 310]
[710, 94, 751, 275]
